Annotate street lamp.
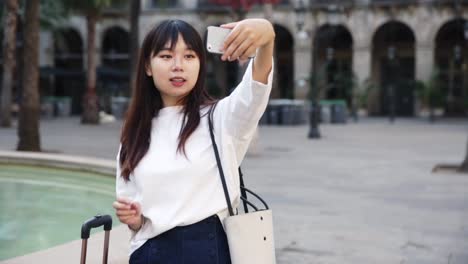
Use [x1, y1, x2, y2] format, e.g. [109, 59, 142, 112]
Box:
[387, 45, 396, 61]
[464, 21, 468, 40]
[447, 44, 462, 113]
[326, 46, 334, 61]
[295, 0, 308, 40]
[387, 45, 396, 123]
[295, 0, 321, 138]
[454, 44, 462, 61]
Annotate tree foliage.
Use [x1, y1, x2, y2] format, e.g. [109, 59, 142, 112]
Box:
[66, 0, 128, 16]
[39, 0, 68, 29]
[421, 68, 445, 108]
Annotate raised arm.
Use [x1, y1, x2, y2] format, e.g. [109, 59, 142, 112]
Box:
[220, 19, 275, 84]
[210, 19, 275, 145]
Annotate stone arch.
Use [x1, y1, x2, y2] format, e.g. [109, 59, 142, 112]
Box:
[54, 28, 83, 69]
[371, 20, 416, 116]
[53, 27, 84, 114]
[313, 23, 354, 105]
[434, 18, 468, 116]
[273, 24, 294, 99]
[100, 26, 130, 112]
[101, 26, 130, 70]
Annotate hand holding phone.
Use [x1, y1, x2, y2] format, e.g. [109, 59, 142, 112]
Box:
[206, 26, 232, 55]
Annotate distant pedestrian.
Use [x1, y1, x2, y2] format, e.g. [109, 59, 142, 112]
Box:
[112, 18, 275, 263]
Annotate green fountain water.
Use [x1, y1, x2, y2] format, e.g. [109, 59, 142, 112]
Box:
[0, 164, 118, 261]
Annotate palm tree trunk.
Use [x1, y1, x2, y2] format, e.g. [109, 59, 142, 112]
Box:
[460, 136, 468, 172]
[1, 0, 18, 128]
[17, 0, 41, 151]
[129, 0, 140, 96]
[81, 13, 99, 124]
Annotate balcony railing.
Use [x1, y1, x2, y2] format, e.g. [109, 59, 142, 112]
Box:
[103, 0, 467, 13]
[306, 0, 467, 8]
[197, 0, 290, 12]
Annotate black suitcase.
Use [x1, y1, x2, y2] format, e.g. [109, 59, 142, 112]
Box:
[80, 215, 113, 264]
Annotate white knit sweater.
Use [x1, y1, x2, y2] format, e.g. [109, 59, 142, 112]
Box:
[116, 59, 273, 255]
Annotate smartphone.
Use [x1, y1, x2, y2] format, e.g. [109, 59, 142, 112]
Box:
[206, 26, 232, 54]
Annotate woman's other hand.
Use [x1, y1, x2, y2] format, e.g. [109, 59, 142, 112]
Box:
[220, 18, 275, 84]
[113, 197, 143, 231]
[220, 18, 274, 62]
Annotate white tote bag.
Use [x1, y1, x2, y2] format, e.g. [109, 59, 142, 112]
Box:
[208, 105, 277, 264]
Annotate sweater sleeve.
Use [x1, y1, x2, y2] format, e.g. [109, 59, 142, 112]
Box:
[115, 145, 139, 203]
[218, 57, 274, 140]
[115, 145, 143, 237]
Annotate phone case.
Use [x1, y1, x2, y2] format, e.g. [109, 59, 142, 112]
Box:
[206, 26, 232, 54]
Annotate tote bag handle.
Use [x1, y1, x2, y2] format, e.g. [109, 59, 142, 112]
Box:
[207, 104, 268, 217]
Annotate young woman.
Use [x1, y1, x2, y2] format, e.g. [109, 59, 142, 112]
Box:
[112, 18, 275, 263]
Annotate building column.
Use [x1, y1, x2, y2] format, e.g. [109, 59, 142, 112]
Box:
[141, 0, 151, 9]
[294, 38, 312, 100]
[416, 42, 434, 82]
[39, 31, 53, 67]
[182, 0, 196, 9]
[352, 45, 371, 87]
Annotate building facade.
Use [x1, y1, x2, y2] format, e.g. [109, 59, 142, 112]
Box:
[3, 0, 468, 116]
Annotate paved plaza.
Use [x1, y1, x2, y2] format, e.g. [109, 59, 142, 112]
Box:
[1, 116, 467, 263]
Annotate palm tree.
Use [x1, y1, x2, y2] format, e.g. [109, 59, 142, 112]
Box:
[17, 0, 41, 151]
[1, 0, 19, 128]
[67, 0, 121, 124]
[129, 0, 140, 96]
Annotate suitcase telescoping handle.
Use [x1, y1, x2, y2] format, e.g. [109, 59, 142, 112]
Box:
[80, 214, 113, 264]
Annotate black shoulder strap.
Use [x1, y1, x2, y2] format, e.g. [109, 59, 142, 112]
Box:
[239, 167, 249, 213]
[208, 104, 235, 216]
[208, 104, 251, 215]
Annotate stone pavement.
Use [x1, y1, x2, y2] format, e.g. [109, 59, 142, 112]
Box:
[1, 117, 468, 264]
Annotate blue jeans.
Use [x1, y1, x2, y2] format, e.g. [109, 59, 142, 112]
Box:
[130, 215, 231, 264]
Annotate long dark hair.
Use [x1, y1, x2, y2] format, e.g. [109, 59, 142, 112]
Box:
[119, 19, 213, 181]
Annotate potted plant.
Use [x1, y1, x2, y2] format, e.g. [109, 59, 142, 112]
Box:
[420, 68, 446, 122]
